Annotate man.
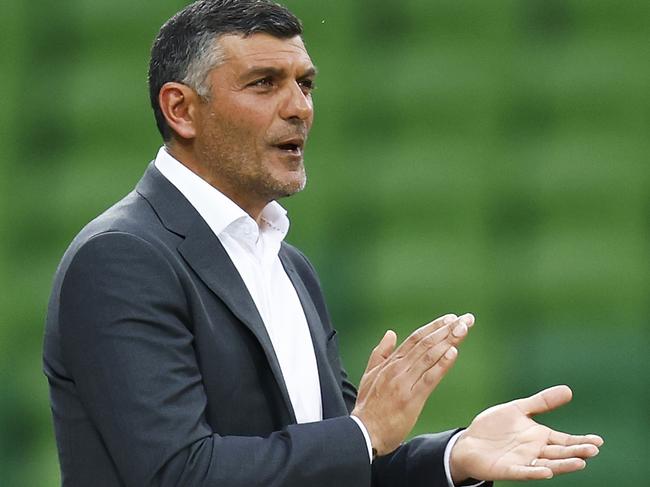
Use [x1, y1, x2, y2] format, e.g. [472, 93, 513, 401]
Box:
[43, 1, 603, 486]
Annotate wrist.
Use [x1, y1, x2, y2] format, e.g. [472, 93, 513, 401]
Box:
[349, 414, 375, 462]
[450, 431, 471, 485]
[351, 409, 385, 456]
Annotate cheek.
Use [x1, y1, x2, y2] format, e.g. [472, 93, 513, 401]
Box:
[227, 95, 275, 127]
[228, 108, 272, 148]
[201, 94, 278, 159]
[205, 109, 255, 146]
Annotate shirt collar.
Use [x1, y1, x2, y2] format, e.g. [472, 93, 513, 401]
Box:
[153, 146, 290, 243]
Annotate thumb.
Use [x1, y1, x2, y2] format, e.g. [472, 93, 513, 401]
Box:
[365, 330, 397, 372]
[517, 385, 573, 416]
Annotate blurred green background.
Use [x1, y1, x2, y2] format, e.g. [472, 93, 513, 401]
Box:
[1, 0, 648, 485]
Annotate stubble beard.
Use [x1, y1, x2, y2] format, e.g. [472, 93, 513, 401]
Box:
[246, 158, 307, 202]
[198, 108, 309, 205]
[198, 137, 307, 206]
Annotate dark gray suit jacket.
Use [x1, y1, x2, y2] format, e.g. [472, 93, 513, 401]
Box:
[44, 163, 459, 486]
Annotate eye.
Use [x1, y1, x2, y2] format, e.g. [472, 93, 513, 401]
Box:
[248, 77, 275, 89]
[298, 78, 316, 94]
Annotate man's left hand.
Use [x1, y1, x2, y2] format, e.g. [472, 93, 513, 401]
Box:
[450, 385, 604, 483]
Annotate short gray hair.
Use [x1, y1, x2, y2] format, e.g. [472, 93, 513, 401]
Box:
[181, 33, 225, 99]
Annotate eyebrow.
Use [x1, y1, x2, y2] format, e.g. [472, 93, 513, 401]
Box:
[242, 65, 318, 81]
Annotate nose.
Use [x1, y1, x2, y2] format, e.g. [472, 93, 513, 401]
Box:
[279, 81, 313, 122]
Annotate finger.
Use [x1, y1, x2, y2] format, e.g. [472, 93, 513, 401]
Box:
[461, 312, 476, 327]
[404, 312, 474, 377]
[504, 465, 553, 480]
[403, 322, 470, 383]
[365, 330, 397, 372]
[549, 431, 605, 447]
[390, 324, 450, 374]
[541, 444, 600, 460]
[395, 313, 472, 363]
[516, 385, 573, 416]
[411, 346, 458, 397]
[533, 458, 587, 475]
[393, 313, 459, 357]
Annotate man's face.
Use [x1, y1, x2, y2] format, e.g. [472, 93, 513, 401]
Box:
[193, 33, 316, 210]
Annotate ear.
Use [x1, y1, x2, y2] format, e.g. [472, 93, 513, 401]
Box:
[158, 82, 202, 140]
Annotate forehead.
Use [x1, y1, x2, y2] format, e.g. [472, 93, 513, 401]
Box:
[217, 33, 314, 72]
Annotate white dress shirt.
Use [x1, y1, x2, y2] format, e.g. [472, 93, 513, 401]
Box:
[155, 147, 323, 423]
[154, 147, 481, 487]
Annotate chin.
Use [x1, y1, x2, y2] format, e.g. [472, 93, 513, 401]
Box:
[273, 175, 307, 199]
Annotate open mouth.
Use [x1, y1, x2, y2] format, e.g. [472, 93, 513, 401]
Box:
[273, 138, 304, 156]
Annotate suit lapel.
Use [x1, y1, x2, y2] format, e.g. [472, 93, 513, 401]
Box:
[279, 250, 349, 419]
[136, 163, 296, 423]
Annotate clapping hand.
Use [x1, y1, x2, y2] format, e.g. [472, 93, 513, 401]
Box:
[353, 313, 474, 456]
[450, 385, 604, 483]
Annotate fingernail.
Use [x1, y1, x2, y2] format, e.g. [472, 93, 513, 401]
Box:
[443, 314, 456, 325]
[452, 323, 467, 337]
[463, 313, 475, 326]
[589, 435, 604, 446]
[445, 347, 458, 359]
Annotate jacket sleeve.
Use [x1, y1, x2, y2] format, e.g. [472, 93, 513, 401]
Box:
[58, 231, 372, 487]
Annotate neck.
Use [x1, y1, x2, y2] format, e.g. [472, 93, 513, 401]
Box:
[165, 141, 268, 225]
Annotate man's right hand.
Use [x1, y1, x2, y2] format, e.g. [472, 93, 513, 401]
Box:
[351, 313, 474, 456]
